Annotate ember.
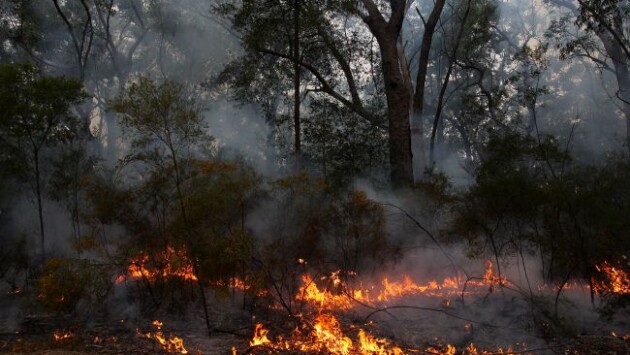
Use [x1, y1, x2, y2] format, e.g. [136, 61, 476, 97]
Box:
[53, 330, 73, 342]
[214, 277, 268, 296]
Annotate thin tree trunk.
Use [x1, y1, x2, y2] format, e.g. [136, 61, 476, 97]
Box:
[293, 0, 301, 166]
[34, 149, 45, 264]
[169, 151, 212, 335]
[411, 0, 446, 179]
[429, 0, 471, 165]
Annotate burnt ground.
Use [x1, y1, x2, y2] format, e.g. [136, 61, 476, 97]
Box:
[1, 288, 629, 354]
[1, 322, 629, 354]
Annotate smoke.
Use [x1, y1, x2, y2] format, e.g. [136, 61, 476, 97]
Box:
[205, 99, 280, 177]
[1, 0, 630, 352]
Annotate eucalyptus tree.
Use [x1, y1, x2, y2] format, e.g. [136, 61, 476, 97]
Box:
[218, 0, 454, 186]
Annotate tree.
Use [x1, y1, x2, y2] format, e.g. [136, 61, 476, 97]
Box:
[48, 120, 97, 249]
[112, 76, 214, 333]
[547, 0, 630, 152]
[0, 63, 86, 263]
[218, 0, 450, 186]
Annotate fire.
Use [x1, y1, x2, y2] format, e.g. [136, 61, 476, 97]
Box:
[594, 261, 630, 295]
[250, 323, 271, 347]
[53, 330, 73, 342]
[116, 246, 198, 284]
[246, 319, 528, 354]
[357, 329, 403, 354]
[466, 343, 478, 354]
[247, 262, 540, 355]
[248, 316, 405, 354]
[139, 320, 189, 354]
[214, 277, 268, 296]
[296, 274, 354, 310]
[309, 314, 354, 354]
[296, 261, 506, 311]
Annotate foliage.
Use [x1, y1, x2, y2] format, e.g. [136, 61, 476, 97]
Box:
[450, 132, 630, 295]
[216, 0, 390, 181]
[263, 174, 397, 278]
[37, 258, 111, 315]
[0, 62, 87, 171]
[0, 62, 87, 260]
[112, 76, 213, 162]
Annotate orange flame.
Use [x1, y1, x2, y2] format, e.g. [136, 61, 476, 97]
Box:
[140, 320, 188, 354]
[116, 246, 198, 284]
[358, 329, 404, 354]
[296, 261, 506, 311]
[248, 262, 539, 355]
[53, 330, 73, 342]
[214, 277, 268, 296]
[247, 315, 407, 354]
[310, 314, 354, 354]
[594, 261, 630, 295]
[249, 323, 271, 347]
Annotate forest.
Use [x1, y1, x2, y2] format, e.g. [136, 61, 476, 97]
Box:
[0, 0, 629, 354]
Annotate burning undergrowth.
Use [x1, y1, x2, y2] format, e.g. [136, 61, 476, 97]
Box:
[231, 255, 630, 354]
[2, 177, 630, 354]
[2, 240, 630, 354]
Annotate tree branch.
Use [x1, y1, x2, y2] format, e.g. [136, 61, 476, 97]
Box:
[258, 48, 383, 127]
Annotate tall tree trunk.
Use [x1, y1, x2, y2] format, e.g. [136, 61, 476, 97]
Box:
[412, 0, 446, 179]
[380, 35, 413, 185]
[430, 0, 471, 166]
[293, 0, 301, 166]
[34, 149, 45, 264]
[362, 2, 413, 186]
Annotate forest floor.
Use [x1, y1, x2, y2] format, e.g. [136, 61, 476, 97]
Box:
[1, 327, 629, 354]
[1, 288, 629, 354]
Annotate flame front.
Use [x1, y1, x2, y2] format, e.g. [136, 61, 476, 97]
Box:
[246, 262, 537, 355]
[296, 262, 506, 311]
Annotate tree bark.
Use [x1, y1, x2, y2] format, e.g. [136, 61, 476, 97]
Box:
[361, 1, 413, 186]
